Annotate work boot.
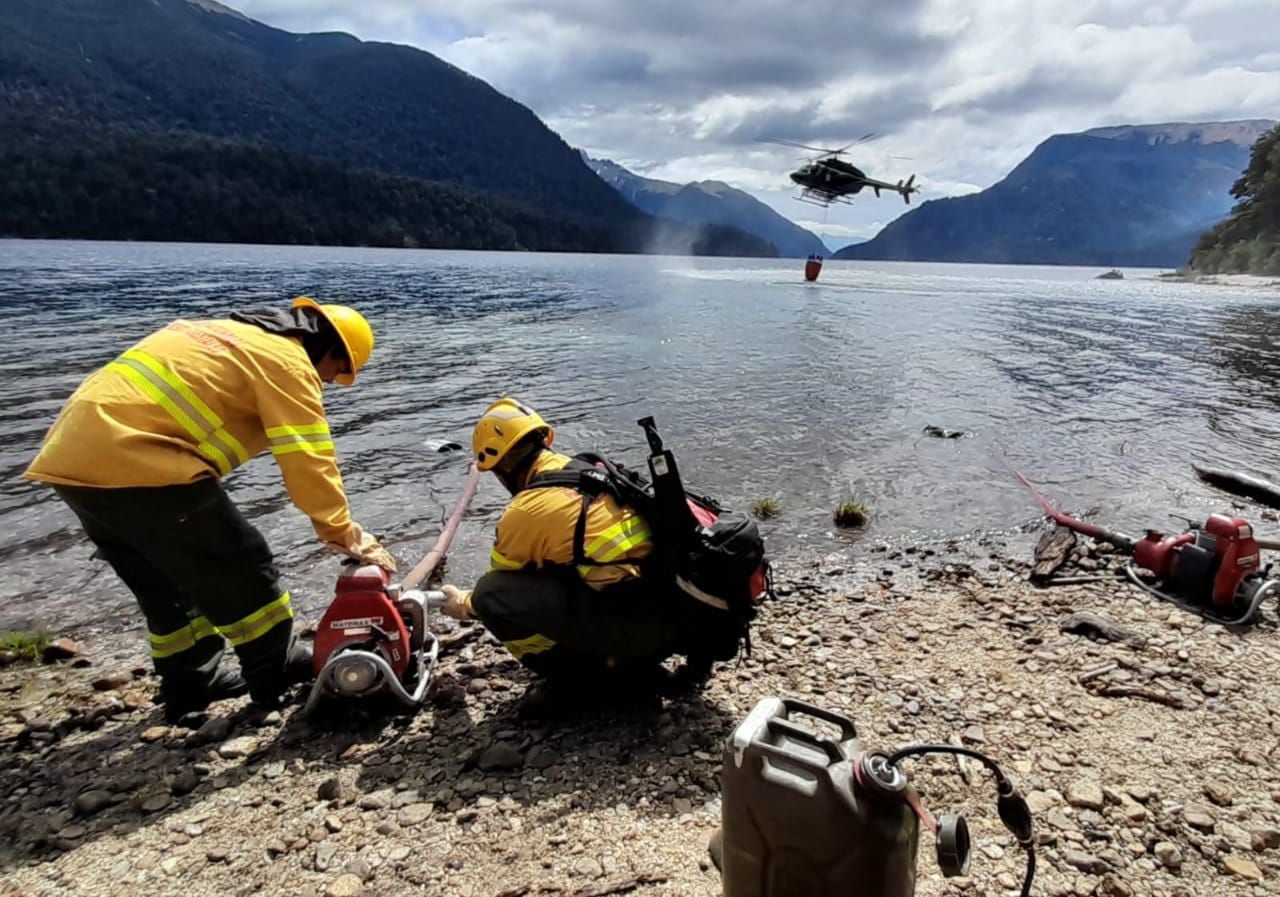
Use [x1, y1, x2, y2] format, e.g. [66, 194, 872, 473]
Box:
[159, 666, 249, 724]
[248, 641, 314, 709]
[516, 665, 666, 720]
[661, 655, 715, 697]
[285, 641, 314, 685]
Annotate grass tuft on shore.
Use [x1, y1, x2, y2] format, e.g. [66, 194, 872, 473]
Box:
[833, 500, 869, 528]
[0, 630, 52, 662]
[751, 498, 780, 519]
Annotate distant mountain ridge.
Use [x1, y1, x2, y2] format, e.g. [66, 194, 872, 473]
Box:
[835, 120, 1276, 267]
[0, 0, 626, 218]
[0, 0, 775, 256]
[585, 155, 828, 258]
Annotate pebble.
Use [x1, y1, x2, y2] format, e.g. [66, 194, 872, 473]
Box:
[74, 789, 116, 816]
[315, 842, 339, 872]
[194, 717, 233, 744]
[217, 736, 258, 759]
[140, 794, 171, 814]
[477, 742, 524, 772]
[1154, 842, 1182, 870]
[91, 673, 131, 691]
[139, 726, 170, 743]
[1184, 807, 1216, 832]
[41, 638, 80, 662]
[325, 873, 364, 897]
[1203, 783, 1233, 807]
[572, 856, 604, 878]
[1222, 856, 1263, 880]
[1063, 850, 1109, 874]
[397, 803, 433, 827]
[358, 790, 393, 811]
[1066, 780, 1105, 811]
[171, 769, 200, 797]
[1251, 828, 1280, 852]
[318, 777, 346, 802]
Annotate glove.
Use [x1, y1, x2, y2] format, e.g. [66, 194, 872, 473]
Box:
[440, 584, 474, 621]
[329, 528, 398, 572]
[362, 546, 398, 573]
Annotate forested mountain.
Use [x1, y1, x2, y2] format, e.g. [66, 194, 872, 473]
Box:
[1189, 124, 1280, 274]
[585, 155, 827, 258]
[835, 121, 1275, 267]
[0, 0, 774, 256]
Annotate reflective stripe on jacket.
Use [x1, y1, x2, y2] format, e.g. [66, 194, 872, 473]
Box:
[489, 451, 653, 589]
[25, 319, 379, 556]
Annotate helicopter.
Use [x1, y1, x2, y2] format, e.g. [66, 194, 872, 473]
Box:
[763, 136, 919, 207]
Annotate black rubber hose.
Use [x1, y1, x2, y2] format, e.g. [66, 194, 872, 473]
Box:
[887, 744, 1036, 897]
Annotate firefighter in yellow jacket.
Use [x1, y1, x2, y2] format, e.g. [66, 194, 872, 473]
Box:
[440, 397, 707, 705]
[25, 297, 395, 721]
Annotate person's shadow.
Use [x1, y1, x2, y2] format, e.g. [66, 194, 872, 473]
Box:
[0, 624, 737, 877]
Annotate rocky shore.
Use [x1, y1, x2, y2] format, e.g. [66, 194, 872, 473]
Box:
[3, 536, 1280, 897]
[1154, 272, 1280, 291]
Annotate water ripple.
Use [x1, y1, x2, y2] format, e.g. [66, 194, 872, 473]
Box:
[3, 241, 1280, 632]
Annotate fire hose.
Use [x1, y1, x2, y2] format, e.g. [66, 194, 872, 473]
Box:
[403, 461, 481, 592]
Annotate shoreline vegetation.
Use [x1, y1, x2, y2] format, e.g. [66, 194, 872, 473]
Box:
[1187, 124, 1280, 277]
[4, 539, 1280, 896]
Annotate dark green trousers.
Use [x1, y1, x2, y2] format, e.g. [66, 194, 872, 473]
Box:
[55, 479, 294, 703]
[470, 568, 692, 682]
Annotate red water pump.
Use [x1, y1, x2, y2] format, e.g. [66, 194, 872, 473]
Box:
[1016, 470, 1280, 624]
[302, 562, 443, 715]
[302, 462, 482, 715]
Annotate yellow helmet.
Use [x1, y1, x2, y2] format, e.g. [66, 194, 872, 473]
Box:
[291, 296, 373, 386]
[472, 397, 555, 471]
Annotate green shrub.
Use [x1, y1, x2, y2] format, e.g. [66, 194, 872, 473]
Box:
[751, 498, 780, 519]
[833, 500, 869, 528]
[0, 630, 51, 662]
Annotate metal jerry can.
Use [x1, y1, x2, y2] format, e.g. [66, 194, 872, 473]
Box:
[717, 698, 921, 897]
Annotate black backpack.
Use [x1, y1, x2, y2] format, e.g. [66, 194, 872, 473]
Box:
[521, 417, 772, 660]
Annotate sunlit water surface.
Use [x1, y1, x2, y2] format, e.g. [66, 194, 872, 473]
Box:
[4, 240, 1279, 635]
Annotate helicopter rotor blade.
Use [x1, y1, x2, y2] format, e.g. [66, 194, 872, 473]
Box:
[757, 137, 847, 156]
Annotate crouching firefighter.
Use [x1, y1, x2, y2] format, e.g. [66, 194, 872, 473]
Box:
[24, 298, 397, 722]
[439, 397, 772, 707]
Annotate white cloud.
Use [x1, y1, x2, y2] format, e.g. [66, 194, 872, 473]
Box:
[230, 0, 1280, 240]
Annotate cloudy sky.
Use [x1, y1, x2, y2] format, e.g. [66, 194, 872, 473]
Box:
[232, 0, 1279, 249]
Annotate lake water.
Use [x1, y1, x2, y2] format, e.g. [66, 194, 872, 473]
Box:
[3, 239, 1280, 635]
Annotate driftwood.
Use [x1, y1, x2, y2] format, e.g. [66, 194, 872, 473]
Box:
[1090, 684, 1188, 709]
[572, 874, 670, 897]
[438, 625, 485, 654]
[1192, 464, 1280, 510]
[1031, 526, 1077, 582]
[1060, 612, 1144, 646]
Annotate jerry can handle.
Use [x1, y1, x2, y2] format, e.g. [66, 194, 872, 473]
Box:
[765, 718, 847, 764]
[746, 738, 833, 797]
[781, 698, 858, 741]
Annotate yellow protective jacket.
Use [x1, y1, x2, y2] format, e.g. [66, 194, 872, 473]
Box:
[489, 451, 653, 589]
[25, 318, 383, 559]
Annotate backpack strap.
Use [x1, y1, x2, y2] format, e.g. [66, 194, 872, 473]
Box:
[521, 455, 638, 570]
